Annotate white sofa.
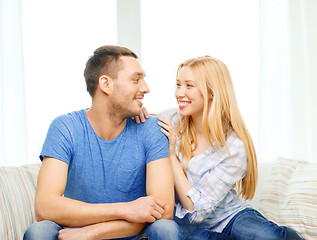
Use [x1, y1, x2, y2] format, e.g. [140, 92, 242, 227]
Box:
[249, 157, 317, 240]
[0, 163, 40, 240]
[1, 158, 316, 239]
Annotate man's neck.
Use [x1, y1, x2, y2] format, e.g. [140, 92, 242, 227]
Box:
[86, 106, 127, 141]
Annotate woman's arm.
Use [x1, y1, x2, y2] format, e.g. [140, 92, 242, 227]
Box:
[158, 116, 248, 223]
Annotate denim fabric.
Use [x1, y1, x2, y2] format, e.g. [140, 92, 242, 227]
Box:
[137, 219, 183, 240]
[23, 219, 183, 240]
[183, 208, 303, 240]
[23, 220, 62, 240]
[185, 228, 235, 240]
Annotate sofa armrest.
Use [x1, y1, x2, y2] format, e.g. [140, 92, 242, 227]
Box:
[0, 163, 41, 240]
[254, 157, 317, 240]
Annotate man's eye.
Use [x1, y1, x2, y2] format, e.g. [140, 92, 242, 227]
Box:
[176, 83, 181, 87]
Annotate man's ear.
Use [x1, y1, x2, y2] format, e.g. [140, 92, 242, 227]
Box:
[98, 75, 112, 94]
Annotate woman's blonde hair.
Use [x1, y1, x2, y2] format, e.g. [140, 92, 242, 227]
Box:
[176, 56, 257, 200]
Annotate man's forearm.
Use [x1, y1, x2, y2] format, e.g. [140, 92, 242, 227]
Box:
[58, 220, 146, 240]
[36, 194, 165, 228]
[35, 195, 131, 227]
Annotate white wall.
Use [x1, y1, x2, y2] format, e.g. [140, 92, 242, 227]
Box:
[22, 0, 117, 163]
[2, 0, 260, 165]
[141, 0, 259, 148]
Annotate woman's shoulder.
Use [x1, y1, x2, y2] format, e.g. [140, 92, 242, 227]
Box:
[158, 108, 179, 126]
[226, 130, 245, 150]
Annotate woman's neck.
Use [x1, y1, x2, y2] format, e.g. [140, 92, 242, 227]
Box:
[191, 113, 203, 136]
[191, 113, 211, 156]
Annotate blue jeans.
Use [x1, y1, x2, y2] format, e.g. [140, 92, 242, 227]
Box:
[23, 219, 183, 240]
[185, 208, 303, 240]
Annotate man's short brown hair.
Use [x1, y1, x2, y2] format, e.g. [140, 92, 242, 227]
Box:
[84, 45, 138, 97]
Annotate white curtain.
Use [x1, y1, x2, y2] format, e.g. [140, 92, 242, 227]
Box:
[0, 0, 28, 166]
[259, 0, 317, 162]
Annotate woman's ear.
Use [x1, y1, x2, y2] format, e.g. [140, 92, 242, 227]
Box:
[98, 75, 112, 94]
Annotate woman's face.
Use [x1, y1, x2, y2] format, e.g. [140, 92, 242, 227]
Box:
[175, 66, 204, 118]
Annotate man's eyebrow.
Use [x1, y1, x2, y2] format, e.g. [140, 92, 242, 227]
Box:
[131, 72, 146, 77]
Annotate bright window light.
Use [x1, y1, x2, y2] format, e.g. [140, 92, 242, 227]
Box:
[141, 0, 259, 147]
[22, 0, 117, 163]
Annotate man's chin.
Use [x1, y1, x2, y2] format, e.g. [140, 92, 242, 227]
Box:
[126, 109, 142, 119]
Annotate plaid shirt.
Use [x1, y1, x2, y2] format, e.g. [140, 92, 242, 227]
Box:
[160, 109, 250, 235]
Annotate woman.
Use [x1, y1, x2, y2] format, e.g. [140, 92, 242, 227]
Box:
[157, 56, 303, 240]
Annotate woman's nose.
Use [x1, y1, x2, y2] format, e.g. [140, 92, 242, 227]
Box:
[175, 87, 185, 98]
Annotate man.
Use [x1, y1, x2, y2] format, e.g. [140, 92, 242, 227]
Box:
[24, 45, 183, 240]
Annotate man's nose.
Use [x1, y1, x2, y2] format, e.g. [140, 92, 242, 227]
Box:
[140, 79, 150, 94]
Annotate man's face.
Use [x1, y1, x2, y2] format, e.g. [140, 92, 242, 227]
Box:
[110, 56, 149, 118]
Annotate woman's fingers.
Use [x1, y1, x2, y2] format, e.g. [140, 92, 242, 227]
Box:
[157, 116, 175, 142]
[142, 106, 150, 119]
[157, 119, 172, 133]
[160, 127, 171, 138]
[134, 116, 141, 124]
[131, 106, 150, 124]
[157, 115, 172, 126]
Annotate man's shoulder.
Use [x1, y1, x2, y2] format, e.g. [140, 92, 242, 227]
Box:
[128, 115, 160, 130]
[126, 116, 167, 142]
[52, 109, 85, 127]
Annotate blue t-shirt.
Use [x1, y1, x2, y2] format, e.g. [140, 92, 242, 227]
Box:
[40, 109, 169, 204]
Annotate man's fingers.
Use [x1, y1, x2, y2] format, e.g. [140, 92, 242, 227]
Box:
[151, 209, 163, 220]
[148, 215, 156, 223]
[153, 197, 166, 208]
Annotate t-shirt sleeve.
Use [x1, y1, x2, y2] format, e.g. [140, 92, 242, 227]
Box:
[40, 114, 74, 165]
[143, 116, 169, 164]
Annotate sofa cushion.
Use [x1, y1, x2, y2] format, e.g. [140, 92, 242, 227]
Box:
[257, 157, 317, 240]
[0, 163, 41, 240]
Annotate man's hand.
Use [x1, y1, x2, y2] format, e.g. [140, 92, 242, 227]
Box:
[124, 196, 165, 223]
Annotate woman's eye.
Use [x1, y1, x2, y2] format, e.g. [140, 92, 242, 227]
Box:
[187, 84, 194, 88]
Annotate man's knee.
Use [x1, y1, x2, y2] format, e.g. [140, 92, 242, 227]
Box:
[23, 220, 62, 240]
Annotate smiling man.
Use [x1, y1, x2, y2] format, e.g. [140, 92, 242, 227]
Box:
[23, 46, 183, 240]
